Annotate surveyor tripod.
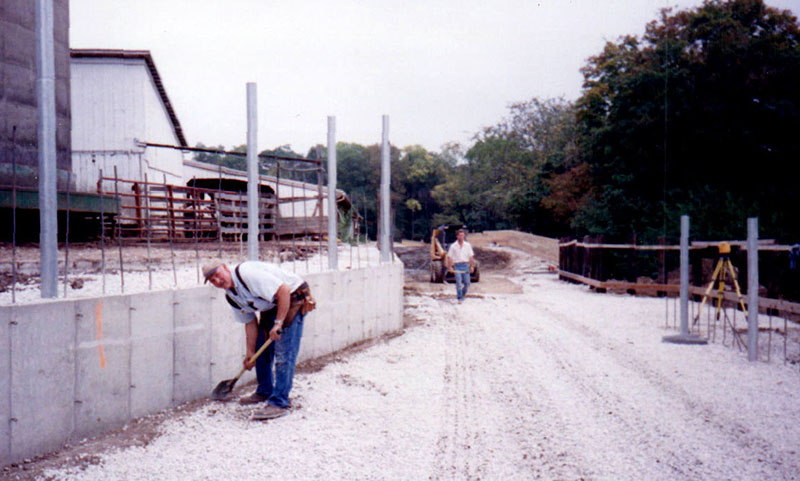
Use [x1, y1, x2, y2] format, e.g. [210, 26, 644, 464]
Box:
[692, 242, 748, 348]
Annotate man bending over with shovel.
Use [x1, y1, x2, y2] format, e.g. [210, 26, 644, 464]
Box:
[204, 260, 313, 420]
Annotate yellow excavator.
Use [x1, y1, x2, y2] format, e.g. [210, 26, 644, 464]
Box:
[430, 224, 480, 283]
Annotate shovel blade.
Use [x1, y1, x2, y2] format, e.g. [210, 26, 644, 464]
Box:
[211, 378, 238, 401]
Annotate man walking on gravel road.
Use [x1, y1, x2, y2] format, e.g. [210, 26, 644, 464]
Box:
[204, 260, 314, 420]
[446, 229, 475, 302]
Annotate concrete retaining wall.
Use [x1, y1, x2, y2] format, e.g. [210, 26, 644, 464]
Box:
[0, 262, 404, 467]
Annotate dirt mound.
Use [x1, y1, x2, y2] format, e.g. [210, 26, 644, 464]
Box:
[467, 230, 558, 264]
[473, 247, 513, 271]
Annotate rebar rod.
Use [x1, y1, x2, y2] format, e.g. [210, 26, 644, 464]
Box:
[768, 313, 772, 363]
[355, 194, 361, 270]
[114, 166, 125, 293]
[11, 134, 18, 304]
[349, 201, 353, 268]
[711, 299, 717, 343]
[302, 178, 309, 273]
[193, 177, 199, 283]
[63, 171, 70, 297]
[238, 191, 244, 259]
[289, 164, 297, 272]
[99, 169, 106, 294]
[317, 163, 323, 272]
[164, 174, 177, 287]
[277, 162, 282, 265]
[218, 165, 223, 257]
[784, 318, 788, 365]
[364, 192, 370, 267]
[144, 173, 153, 290]
[672, 296, 676, 330]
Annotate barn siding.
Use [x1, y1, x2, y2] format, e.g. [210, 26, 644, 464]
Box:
[70, 57, 183, 193]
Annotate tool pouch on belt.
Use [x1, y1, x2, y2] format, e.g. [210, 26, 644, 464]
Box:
[295, 283, 316, 315]
[284, 283, 315, 328]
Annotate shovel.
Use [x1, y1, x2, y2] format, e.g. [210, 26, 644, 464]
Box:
[211, 337, 274, 401]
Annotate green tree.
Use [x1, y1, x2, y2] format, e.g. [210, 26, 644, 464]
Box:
[392, 145, 454, 240]
[575, 0, 800, 242]
[433, 98, 579, 236]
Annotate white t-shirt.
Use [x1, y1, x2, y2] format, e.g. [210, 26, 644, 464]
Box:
[225, 261, 304, 324]
[447, 240, 474, 264]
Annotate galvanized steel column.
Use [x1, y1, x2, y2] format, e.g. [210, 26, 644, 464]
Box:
[36, 0, 58, 298]
[327, 116, 338, 270]
[246, 83, 259, 260]
[380, 115, 391, 263]
[679, 215, 689, 336]
[747, 217, 759, 361]
[663, 215, 706, 344]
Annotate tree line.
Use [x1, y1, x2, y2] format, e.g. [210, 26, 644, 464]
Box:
[196, 0, 800, 244]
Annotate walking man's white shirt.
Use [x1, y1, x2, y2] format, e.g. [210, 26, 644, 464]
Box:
[447, 240, 474, 264]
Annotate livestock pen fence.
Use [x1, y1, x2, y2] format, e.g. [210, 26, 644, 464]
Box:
[558, 237, 800, 367]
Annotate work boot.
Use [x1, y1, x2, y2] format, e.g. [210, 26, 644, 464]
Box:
[239, 392, 269, 405]
[251, 404, 289, 421]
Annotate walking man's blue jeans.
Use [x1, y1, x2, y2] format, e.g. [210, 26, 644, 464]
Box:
[454, 262, 470, 300]
[255, 309, 304, 408]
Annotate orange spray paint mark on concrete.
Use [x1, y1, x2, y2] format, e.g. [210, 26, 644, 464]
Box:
[95, 301, 106, 368]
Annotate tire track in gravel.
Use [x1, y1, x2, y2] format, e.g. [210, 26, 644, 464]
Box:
[473, 295, 594, 480]
[520, 321, 705, 479]
[485, 294, 689, 480]
[535, 294, 800, 475]
[432, 295, 595, 480]
[521, 293, 800, 480]
[431, 299, 489, 480]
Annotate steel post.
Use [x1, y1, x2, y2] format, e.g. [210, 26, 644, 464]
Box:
[36, 0, 58, 298]
[327, 116, 338, 270]
[246, 82, 259, 260]
[680, 215, 689, 336]
[747, 217, 759, 361]
[663, 215, 706, 344]
[380, 115, 391, 263]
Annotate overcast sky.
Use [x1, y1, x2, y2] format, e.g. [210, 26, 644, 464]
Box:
[69, 0, 798, 155]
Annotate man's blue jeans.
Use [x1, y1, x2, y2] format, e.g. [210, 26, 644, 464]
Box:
[255, 309, 304, 408]
[454, 262, 470, 300]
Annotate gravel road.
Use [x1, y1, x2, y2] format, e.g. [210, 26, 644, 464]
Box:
[5, 237, 799, 481]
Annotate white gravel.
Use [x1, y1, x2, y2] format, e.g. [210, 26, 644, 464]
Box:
[38, 268, 800, 481]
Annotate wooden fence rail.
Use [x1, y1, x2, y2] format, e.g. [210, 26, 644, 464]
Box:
[558, 238, 800, 317]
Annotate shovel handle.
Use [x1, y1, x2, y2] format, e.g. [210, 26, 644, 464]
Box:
[233, 337, 275, 381]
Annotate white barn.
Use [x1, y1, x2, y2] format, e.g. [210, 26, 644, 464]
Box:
[69, 48, 349, 238]
[70, 49, 186, 192]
